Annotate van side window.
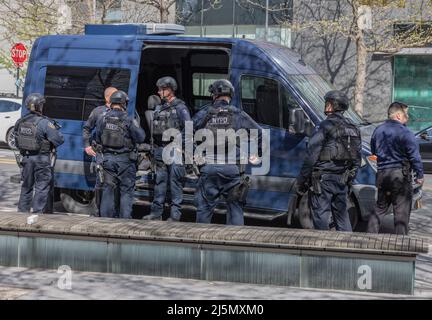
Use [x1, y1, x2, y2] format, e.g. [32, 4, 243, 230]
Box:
[241, 76, 280, 127]
[43, 66, 131, 121]
[0, 100, 20, 112]
[192, 73, 228, 111]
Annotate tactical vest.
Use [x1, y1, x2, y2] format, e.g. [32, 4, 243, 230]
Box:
[101, 114, 133, 151]
[16, 116, 51, 153]
[204, 105, 235, 146]
[319, 118, 361, 162]
[153, 99, 181, 136]
[152, 100, 183, 145]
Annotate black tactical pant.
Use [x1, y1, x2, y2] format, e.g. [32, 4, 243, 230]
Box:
[367, 168, 413, 235]
[309, 173, 352, 232]
[18, 154, 53, 213]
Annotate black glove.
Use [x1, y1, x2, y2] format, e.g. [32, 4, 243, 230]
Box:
[347, 169, 357, 187]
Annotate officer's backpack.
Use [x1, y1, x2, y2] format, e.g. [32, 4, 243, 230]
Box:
[204, 105, 236, 146]
[16, 116, 51, 152]
[319, 118, 361, 162]
[101, 114, 132, 150]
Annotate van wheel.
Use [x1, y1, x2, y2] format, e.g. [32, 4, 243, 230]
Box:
[60, 189, 97, 215]
[297, 191, 314, 229]
[348, 194, 360, 231]
[6, 128, 17, 150]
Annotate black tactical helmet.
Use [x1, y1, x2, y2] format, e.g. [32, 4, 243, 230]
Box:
[324, 90, 349, 111]
[208, 79, 234, 98]
[25, 93, 45, 112]
[110, 90, 129, 106]
[156, 76, 178, 91]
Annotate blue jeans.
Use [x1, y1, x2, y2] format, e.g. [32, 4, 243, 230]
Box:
[18, 154, 53, 213]
[100, 154, 136, 219]
[309, 173, 352, 231]
[195, 164, 243, 225]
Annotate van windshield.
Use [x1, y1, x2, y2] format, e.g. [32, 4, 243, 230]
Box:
[288, 74, 363, 125]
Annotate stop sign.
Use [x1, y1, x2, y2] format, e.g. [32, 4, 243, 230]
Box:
[10, 43, 28, 68]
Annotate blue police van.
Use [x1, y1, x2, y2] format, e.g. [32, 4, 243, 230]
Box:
[20, 23, 420, 230]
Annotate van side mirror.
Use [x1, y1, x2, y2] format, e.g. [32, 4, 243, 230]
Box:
[420, 132, 429, 141]
[304, 119, 314, 137]
[289, 108, 306, 135]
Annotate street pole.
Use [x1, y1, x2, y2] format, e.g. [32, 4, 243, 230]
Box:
[265, 0, 269, 41]
[93, 0, 97, 23]
[200, 0, 204, 37]
[232, 0, 236, 38]
[16, 67, 19, 97]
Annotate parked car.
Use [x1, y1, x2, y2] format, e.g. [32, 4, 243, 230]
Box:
[0, 97, 22, 149]
[416, 125, 432, 173]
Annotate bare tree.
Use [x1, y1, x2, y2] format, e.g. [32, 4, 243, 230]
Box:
[175, 0, 223, 26]
[284, 0, 432, 117]
[0, 0, 60, 80]
[120, 0, 177, 23]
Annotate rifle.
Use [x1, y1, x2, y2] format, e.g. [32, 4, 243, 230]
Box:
[311, 171, 322, 195]
[12, 150, 23, 181]
[147, 95, 161, 180]
[90, 141, 104, 184]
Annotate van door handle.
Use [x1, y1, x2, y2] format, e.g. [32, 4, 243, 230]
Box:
[5, 116, 10, 118]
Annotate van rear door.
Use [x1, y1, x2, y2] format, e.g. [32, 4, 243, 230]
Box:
[30, 35, 142, 190]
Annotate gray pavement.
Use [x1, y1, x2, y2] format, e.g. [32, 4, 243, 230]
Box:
[0, 146, 431, 299]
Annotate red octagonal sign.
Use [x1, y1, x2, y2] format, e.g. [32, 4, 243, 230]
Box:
[11, 43, 28, 68]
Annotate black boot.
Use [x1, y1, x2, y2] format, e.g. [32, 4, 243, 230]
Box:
[142, 213, 162, 221]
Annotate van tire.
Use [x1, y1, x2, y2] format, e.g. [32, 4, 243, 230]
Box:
[60, 189, 97, 215]
[347, 193, 360, 231]
[297, 191, 314, 229]
[296, 191, 360, 231]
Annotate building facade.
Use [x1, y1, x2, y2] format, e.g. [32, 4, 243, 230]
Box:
[1, 0, 431, 131]
[177, 0, 432, 130]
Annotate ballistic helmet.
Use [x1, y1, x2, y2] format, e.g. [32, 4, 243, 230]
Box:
[156, 76, 178, 91]
[324, 90, 349, 111]
[110, 90, 129, 107]
[208, 79, 234, 98]
[25, 93, 45, 112]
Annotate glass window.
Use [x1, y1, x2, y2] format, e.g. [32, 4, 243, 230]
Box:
[241, 75, 280, 127]
[44, 66, 131, 121]
[192, 73, 228, 110]
[287, 74, 363, 125]
[0, 100, 20, 112]
[193, 73, 228, 96]
[394, 55, 432, 131]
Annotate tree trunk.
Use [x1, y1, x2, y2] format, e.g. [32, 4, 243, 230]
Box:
[86, 0, 96, 23]
[354, 28, 367, 118]
[160, 8, 169, 23]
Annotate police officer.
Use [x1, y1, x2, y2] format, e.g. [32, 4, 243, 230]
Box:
[82, 87, 117, 216]
[14, 93, 64, 213]
[193, 79, 263, 226]
[95, 90, 146, 219]
[143, 76, 191, 221]
[295, 90, 361, 232]
[367, 102, 423, 235]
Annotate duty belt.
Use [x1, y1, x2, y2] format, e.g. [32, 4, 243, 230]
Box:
[21, 150, 50, 156]
[103, 150, 130, 155]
